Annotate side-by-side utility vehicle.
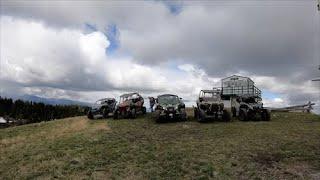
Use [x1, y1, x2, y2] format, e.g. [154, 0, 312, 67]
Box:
[221, 75, 270, 121]
[87, 98, 117, 119]
[114, 93, 146, 119]
[154, 94, 187, 122]
[194, 89, 231, 122]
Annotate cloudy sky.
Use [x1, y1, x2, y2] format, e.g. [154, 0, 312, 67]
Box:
[0, 0, 319, 112]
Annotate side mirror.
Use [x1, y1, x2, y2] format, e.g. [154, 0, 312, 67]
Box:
[199, 97, 203, 102]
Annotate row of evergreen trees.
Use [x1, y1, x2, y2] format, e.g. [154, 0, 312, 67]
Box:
[0, 96, 89, 124]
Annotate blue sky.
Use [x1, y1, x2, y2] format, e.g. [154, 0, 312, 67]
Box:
[262, 90, 280, 100]
[105, 24, 120, 54]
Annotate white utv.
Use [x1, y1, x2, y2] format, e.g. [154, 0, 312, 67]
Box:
[194, 89, 231, 122]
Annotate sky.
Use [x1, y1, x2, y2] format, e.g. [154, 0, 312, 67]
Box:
[0, 0, 319, 112]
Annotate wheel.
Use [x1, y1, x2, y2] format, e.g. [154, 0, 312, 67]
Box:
[113, 111, 119, 119]
[131, 108, 136, 119]
[232, 107, 237, 117]
[87, 111, 94, 119]
[194, 108, 198, 120]
[239, 109, 248, 121]
[197, 110, 205, 122]
[222, 110, 231, 122]
[154, 110, 162, 123]
[181, 111, 187, 121]
[142, 107, 147, 114]
[261, 110, 271, 121]
[265, 110, 271, 121]
[102, 108, 109, 118]
[246, 110, 255, 121]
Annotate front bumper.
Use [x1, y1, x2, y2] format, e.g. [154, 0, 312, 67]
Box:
[199, 109, 223, 120]
[90, 109, 102, 116]
[157, 109, 186, 120]
[90, 108, 113, 117]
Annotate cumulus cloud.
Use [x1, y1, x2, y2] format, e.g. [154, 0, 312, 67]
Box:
[0, 16, 219, 105]
[0, 16, 170, 93]
[0, 1, 319, 113]
[2, 1, 318, 77]
[1, 16, 110, 91]
[263, 97, 287, 108]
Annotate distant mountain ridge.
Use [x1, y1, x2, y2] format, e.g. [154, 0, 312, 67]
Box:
[15, 95, 91, 106]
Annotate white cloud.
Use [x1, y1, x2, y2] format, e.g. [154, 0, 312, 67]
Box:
[0, 1, 319, 112]
[263, 97, 288, 108]
[0, 16, 168, 93]
[0, 16, 222, 104]
[274, 98, 284, 103]
[80, 32, 109, 64]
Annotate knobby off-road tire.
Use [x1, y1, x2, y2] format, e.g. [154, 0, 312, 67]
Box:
[266, 110, 271, 121]
[222, 110, 231, 122]
[87, 111, 94, 120]
[232, 107, 237, 117]
[102, 108, 109, 119]
[131, 108, 137, 119]
[239, 109, 248, 121]
[261, 109, 271, 121]
[194, 108, 198, 120]
[181, 111, 187, 121]
[113, 111, 119, 120]
[195, 108, 206, 122]
[248, 110, 257, 121]
[142, 107, 147, 114]
[197, 110, 205, 122]
[154, 110, 162, 123]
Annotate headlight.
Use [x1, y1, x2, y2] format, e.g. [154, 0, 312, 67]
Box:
[156, 105, 163, 110]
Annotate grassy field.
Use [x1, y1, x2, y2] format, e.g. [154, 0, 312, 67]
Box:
[1, 110, 320, 179]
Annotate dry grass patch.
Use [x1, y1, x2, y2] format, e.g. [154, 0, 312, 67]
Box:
[90, 121, 111, 132]
[0, 117, 89, 148]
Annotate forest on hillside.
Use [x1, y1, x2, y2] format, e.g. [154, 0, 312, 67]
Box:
[0, 96, 89, 126]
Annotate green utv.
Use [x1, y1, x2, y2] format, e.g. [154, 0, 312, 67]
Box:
[153, 94, 187, 123]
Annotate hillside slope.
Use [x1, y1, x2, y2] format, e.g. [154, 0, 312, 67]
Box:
[1, 112, 320, 179]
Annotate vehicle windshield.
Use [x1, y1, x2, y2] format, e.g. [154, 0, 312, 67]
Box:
[158, 95, 180, 105]
[120, 97, 129, 103]
[120, 94, 139, 103]
[201, 92, 221, 101]
[95, 99, 114, 105]
[95, 100, 104, 105]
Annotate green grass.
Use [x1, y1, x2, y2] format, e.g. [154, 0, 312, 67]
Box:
[1, 111, 320, 179]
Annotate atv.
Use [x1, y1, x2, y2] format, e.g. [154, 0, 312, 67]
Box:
[153, 94, 187, 123]
[87, 98, 117, 119]
[194, 89, 230, 122]
[113, 93, 146, 119]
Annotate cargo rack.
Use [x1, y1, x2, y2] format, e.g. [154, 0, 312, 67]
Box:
[222, 85, 261, 98]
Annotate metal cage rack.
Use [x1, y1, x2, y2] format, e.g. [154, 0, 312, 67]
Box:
[222, 85, 261, 98]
